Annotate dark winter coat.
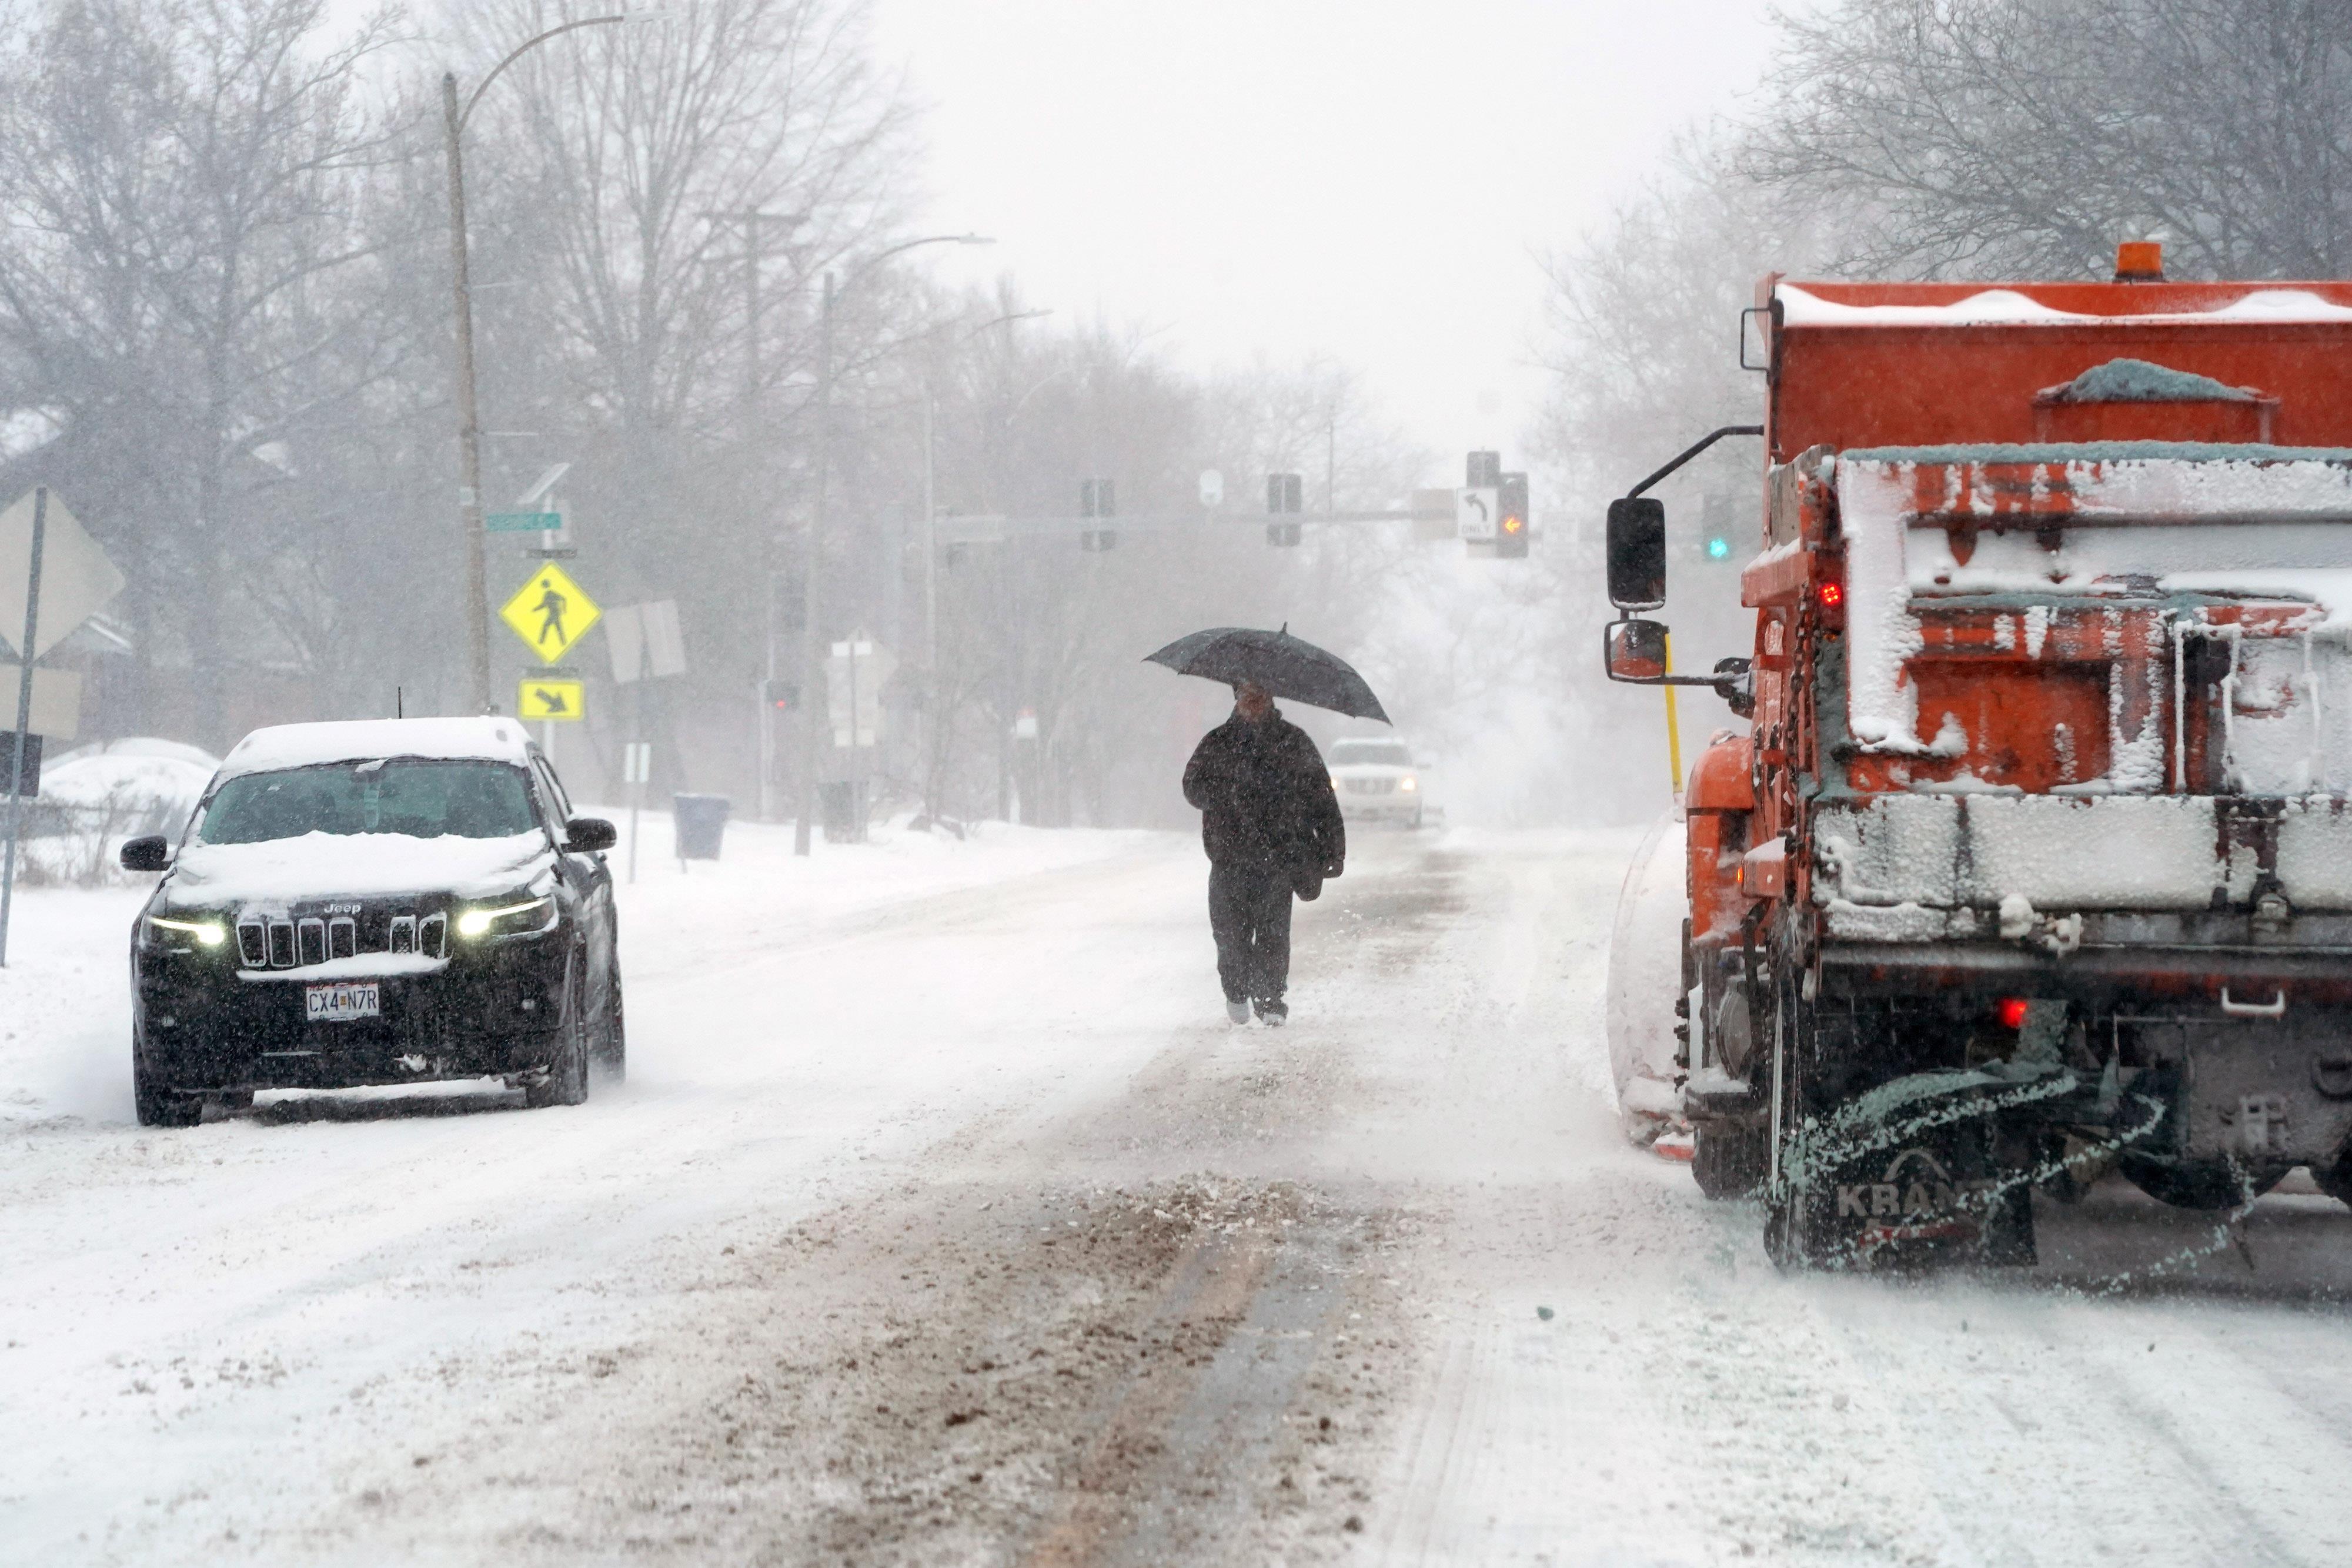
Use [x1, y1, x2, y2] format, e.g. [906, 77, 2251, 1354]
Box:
[1182, 707, 1346, 890]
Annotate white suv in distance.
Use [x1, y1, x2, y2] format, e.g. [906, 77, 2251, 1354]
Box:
[1327, 737, 1426, 829]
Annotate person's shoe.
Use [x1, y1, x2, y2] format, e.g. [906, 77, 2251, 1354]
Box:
[1254, 998, 1288, 1027]
[1225, 999, 1251, 1025]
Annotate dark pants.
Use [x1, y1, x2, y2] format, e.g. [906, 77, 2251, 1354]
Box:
[1208, 861, 1293, 1004]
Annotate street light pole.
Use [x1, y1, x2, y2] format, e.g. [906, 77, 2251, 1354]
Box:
[795, 269, 836, 857]
[443, 9, 674, 714]
[789, 232, 994, 856]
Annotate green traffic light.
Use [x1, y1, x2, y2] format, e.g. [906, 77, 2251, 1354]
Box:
[1705, 536, 1731, 560]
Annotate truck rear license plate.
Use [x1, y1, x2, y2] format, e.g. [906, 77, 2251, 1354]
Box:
[305, 982, 380, 1022]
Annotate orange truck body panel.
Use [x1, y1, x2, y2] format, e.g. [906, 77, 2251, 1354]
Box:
[1762, 279, 2352, 460]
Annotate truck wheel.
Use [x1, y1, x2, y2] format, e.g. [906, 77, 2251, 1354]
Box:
[132, 1045, 200, 1128]
[524, 962, 591, 1109]
[2117, 1153, 2286, 1210]
[1692, 1121, 1766, 1199]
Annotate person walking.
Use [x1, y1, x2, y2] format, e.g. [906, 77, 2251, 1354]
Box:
[1181, 680, 1345, 1025]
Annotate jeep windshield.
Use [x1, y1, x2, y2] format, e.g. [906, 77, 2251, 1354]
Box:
[1329, 740, 1411, 768]
[195, 759, 539, 845]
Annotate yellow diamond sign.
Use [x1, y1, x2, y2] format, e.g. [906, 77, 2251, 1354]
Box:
[500, 563, 601, 664]
[518, 678, 584, 721]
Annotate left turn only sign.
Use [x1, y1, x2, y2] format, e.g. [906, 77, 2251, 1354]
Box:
[500, 563, 602, 663]
[519, 678, 584, 721]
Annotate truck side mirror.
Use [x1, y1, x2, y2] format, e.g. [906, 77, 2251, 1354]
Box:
[1605, 618, 1671, 683]
[1606, 497, 1667, 610]
[120, 834, 173, 872]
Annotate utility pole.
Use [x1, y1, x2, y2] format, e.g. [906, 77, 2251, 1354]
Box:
[713, 208, 807, 821]
[442, 73, 492, 714]
[794, 270, 835, 857]
[442, 11, 677, 716]
[785, 232, 996, 855]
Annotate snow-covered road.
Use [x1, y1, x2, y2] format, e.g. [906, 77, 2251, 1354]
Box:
[4, 823, 2350, 1565]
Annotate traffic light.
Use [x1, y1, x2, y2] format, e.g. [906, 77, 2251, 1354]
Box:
[1080, 477, 1116, 550]
[763, 678, 799, 711]
[1495, 472, 1529, 559]
[1466, 450, 1502, 488]
[1266, 472, 1302, 546]
[1699, 492, 1735, 563]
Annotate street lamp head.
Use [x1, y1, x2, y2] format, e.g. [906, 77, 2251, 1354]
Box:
[956, 234, 997, 247]
[616, 5, 686, 23]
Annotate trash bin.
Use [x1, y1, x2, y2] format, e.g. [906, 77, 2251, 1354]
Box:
[819, 781, 868, 843]
[671, 793, 730, 860]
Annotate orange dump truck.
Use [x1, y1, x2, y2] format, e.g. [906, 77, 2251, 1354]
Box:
[1605, 244, 2352, 1266]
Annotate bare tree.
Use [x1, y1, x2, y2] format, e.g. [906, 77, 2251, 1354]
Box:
[1749, 0, 2352, 279]
[0, 0, 407, 742]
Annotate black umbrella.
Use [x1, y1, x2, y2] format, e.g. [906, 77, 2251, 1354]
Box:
[1143, 624, 1391, 724]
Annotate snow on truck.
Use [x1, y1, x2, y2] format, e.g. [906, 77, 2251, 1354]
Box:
[1605, 242, 2352, 1267]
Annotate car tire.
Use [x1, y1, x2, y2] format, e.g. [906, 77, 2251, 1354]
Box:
[132, 1044, 201, 1128]
[524, 959, 591, 1109]
[593, 969, 627, 1086]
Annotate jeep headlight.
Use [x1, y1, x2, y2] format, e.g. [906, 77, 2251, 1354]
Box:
[146, 914, 228, 948]
[1399, 775, 1418, 793]
[456, 895, 553, 939]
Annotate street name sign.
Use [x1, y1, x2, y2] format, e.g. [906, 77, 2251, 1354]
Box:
[500, 563, 602, 664]
[518, 678, 585, 721]
[486, 511, 563, 533]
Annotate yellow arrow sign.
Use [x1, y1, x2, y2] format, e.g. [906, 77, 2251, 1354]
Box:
[500, 563, 602, 664]
[518, 678, 584, 721]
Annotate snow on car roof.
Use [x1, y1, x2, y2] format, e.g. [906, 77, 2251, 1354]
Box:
[217, 717, 533, 781]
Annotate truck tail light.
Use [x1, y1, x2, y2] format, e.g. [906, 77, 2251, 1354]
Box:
[1996, 997, 2030, 1031]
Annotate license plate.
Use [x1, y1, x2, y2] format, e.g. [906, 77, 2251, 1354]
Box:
[305, 982, 380, 1022]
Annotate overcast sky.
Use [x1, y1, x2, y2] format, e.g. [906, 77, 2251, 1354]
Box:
[878, 1, 1783, 484]
[363, 1, 1787, 487]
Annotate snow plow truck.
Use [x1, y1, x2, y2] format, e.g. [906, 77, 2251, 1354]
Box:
[1606, 242, 2352, 1268]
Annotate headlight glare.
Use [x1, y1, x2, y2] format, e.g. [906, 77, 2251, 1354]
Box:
[148, 915, 227, 947]
[456, 895, 552, 939]
[1400, 775, 1418, 793]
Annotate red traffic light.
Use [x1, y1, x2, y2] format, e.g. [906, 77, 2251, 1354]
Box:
[1996, 997, 2029, 1031]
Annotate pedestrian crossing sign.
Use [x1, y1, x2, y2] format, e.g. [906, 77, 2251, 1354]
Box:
[500, 563, 601, 664]
[518, 678, 584, 721]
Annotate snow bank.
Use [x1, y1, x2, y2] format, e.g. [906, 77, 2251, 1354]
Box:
[1605, 811, 1686, 1141]
[9, 743, 217, 886]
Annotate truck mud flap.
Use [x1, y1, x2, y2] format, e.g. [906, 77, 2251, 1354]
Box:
[1769, 1065, 2087, 1271]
